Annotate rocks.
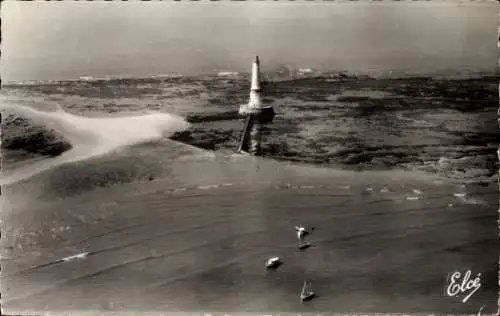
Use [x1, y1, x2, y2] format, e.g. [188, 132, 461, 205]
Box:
[2, 115, 72, 157]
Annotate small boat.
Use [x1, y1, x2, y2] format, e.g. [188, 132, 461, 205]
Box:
[300, 280, 315, 302]
[295, 226, 309, 240]
[265, 256, 281, 269]
[297, 241, 311, 250]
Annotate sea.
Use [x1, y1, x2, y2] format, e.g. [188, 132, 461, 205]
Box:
[1, 69, 499, 313]
[1, 70, 498, 189]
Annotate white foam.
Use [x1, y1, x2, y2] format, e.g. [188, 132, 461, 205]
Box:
[300, 185, 314, 189]
[61, 252, 88, 262]
[177, 152, 216, 161]
[453, 193, 486, 205]
[197, 184, 219, 190]
[217, 72, 239, 77]
[0, 105, 190, 185]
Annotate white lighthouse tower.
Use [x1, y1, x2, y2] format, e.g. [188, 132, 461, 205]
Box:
[237, 56, 275, 155]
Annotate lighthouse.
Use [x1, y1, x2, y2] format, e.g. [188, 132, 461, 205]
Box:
[237, 56, 275, 155]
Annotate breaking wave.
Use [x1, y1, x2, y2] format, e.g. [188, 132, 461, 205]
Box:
[0, 105, 190, 185]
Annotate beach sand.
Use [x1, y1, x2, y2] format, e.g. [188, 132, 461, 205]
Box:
[1, 153, 498, 314]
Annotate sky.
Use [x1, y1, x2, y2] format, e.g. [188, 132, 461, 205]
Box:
[1, 1, 498, 81]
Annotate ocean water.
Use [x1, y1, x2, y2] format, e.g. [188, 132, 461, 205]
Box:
[1, 71, 499, 313]
[1, 71, 498, 190]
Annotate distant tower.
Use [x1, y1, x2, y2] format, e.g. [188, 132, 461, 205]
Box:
[237, 56, 275, 155]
